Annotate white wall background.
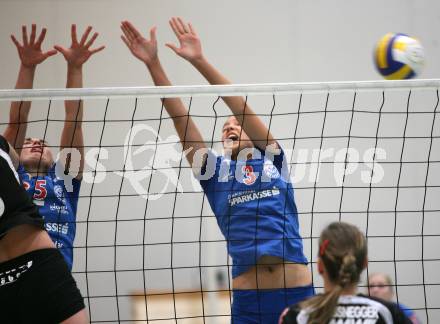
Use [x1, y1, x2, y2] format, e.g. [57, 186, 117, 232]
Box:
[0, 0, 439, 323]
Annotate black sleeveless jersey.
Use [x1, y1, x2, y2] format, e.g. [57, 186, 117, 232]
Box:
[280, 294, 411, 324]
[0, 135, 44, 238]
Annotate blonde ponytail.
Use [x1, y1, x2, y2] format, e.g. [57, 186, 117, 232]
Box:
[300, 286, 343, 324]
[299, 222, 367, 323]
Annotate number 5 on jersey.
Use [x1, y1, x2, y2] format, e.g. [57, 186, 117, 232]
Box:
[32, 180, 47, 205]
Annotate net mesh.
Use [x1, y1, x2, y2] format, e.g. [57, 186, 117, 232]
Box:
[1, 81, 439, 323]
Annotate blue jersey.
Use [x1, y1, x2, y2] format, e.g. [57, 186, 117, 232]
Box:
[398, 303, 420, 324]
[199, 147, 308, 278]
[18, 164, 81, 270]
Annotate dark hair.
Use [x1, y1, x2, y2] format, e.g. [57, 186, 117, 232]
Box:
[300, 222, 367, 324]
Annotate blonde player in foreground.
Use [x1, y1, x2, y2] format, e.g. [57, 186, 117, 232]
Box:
[279, 222, 411, 324]
[121, 17, 313, 323]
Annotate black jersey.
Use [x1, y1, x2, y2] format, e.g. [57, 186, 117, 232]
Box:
[280, 294, 411, 324]
[0, 135, 43, 238]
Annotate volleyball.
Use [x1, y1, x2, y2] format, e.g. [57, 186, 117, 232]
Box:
[374, 33, 425, 80]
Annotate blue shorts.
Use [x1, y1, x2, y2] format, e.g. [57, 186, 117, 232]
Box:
[231, 285, 315, 324]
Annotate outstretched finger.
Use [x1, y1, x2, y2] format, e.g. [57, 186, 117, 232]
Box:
[71, 24, 78, 44]
[90, 45, 105, 54]
[124, 21, 142, 39]
[35, 27, 47, 48]
[176, 17, 189, 33]
[121, 22, 136, 41]
[188, 23, 197, 36]
[168, 19, 180, 38]
[121, 35, 131, 49]
[120, 24, 131, 41]
[29, 24, 36, 45]
[165, 42, 179, 54]
[149, 26, 157, 43]
[85, 32, 98, 48]
[10, 34, 21, 49]
[44, 49, 58, 57]
[80, 26, 93, 46]
[22, 25, 29, 46]
[171, 17, 185, 35]
[124, 24, 138, 43]
[54, 45, 68, 56]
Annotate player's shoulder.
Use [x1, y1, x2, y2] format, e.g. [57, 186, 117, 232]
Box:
[355, 294, 412, 323]
[279, 303, 302, 324]
[280, 294, 411, 324]
[356, 293, 397, 308]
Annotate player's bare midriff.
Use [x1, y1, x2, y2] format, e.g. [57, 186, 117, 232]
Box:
[232, 255, 312, 290]
[0, 224, 55, 263]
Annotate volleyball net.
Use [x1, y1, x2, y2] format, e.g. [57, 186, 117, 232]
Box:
[0, 80, 439, 323]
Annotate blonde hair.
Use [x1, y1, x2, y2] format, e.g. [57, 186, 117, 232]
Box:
[368, 272, 394, 295]
[300, 222, 367, 324]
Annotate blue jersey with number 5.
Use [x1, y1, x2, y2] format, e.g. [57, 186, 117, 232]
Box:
[18, 164, 81, 270]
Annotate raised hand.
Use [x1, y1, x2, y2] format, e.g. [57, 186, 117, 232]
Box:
[54, 24, 105, 69]
[11, 24, 57, 68]
[120, 21, 158, 65]
[166, 17, 203, 62]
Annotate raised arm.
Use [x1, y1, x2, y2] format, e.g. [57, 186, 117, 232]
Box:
[3, 24, 57, 152]
[54, 25, 105, 179]
[120, 21, 206, 166]
[7, 144, 20, 171]
[166, 17, 278, 151]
